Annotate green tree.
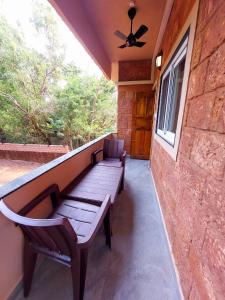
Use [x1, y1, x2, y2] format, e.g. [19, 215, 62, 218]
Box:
[0, 0, 116, 148]
[55, 67, 116, 148]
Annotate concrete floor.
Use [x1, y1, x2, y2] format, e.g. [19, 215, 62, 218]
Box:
[13, 159, 181, 300]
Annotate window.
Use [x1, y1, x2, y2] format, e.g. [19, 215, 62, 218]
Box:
[156, 34, 188, 146]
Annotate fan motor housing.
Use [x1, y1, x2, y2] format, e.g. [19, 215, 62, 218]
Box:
[128, 7, 136, 20]
[127, 33, 136, 46]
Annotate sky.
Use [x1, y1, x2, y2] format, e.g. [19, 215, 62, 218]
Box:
[0, 0, 103, 77]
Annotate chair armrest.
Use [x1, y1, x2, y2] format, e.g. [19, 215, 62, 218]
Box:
[120, 151, 127, 167]
[0, 199, 66, 227]
[91, 148, 103, 165]
[77, 194, 111, 247]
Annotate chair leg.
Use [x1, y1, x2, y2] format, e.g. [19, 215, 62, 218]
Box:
[23, 240, 37, 297]
[104, 208, 111, 249]
[122, 170, 125, 189]
[71, 250, 81, 300]
[80, 249, 88, 300]
[119, 172, 125, 193]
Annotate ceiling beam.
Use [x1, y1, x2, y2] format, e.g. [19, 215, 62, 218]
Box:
[49, 0, 111, 78]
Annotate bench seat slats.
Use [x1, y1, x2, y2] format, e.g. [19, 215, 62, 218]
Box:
[62, 165, 123, 205]
[97, 159, 122, 168]
[70, 185, 115, 194]
[51, 199, 104, 242]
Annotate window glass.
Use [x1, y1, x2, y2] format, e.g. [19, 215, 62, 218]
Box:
[167, 57, 185, 133]
[156, 35, 188, 146]
[158, 74, 170, 131]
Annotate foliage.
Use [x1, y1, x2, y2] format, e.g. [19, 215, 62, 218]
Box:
[0, 0, 116, 148]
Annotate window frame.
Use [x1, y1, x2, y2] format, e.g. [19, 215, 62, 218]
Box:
[153, 0, 199, 161]
[156, 33, 189, 146]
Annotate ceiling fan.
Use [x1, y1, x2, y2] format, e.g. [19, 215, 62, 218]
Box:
[114, 6, 149, 49]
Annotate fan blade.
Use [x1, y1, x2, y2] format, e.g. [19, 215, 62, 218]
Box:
[134, 25, 148, 39]
[118, 44, 127, 48]
[114, 30, 127, 41]
[134, 41, 146, 47]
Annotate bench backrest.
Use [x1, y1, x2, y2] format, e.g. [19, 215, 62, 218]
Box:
[0, 185, 78, 259]
[103, 139, 124, 159]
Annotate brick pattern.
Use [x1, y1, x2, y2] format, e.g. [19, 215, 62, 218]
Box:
[117, 87, 134, 153]
[119, 60, 151, 81]
[117, 60, 154, 154]
[0, 143, 69, 163]
[151, 0, 225, 299]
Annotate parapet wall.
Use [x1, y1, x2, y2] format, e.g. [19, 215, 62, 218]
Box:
[0, 143, 70, 163]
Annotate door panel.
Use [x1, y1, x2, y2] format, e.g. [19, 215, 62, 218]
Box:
[131, 91, 154, 159]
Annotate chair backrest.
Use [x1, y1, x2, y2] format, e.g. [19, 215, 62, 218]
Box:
[0, 187, 78, 259]
[103, 138, 124, 159]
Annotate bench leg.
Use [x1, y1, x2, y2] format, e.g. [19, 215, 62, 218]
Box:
[104, 208, 111, 249]
[23, 240, 37, 297]
[71, 250, 81, 300]
[119, 172, 125, 193]
[79, 249, 88, 300]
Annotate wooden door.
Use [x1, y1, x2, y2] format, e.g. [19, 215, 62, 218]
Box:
[131, 91, 154, 159]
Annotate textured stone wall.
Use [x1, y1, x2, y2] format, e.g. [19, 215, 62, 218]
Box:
[0, 143, 69, 163]
[160, 0, 196, 62]
[151, 0, 225, 299]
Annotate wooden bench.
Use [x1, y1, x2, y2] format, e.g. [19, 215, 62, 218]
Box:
[62, 164, 124, 206]
[62, 138, 126, 207]
[0, 184, 111, 300]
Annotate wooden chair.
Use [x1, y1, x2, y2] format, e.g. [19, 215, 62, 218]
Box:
[92, 138, 126, 190]
[92, 138, 126, 167]
[0, 184, 111, 300]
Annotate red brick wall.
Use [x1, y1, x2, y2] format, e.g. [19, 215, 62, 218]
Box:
[119, 60, 151, 81]
[151, 0, 225, 299]
[0, 143, 69, 163]
[117, 60, 152, 154]
[117, 86, 133, 153]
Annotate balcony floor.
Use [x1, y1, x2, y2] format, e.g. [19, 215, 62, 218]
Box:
[13, 158, 181, 300]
